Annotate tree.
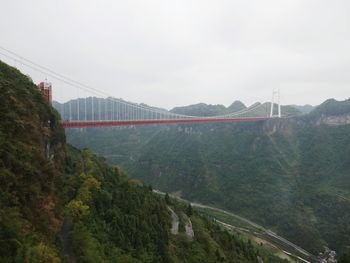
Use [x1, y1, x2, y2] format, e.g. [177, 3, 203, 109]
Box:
[186, 204, 193, 217]
[65, 200, 89, 222]
[165, 193, 171, 205]
[339, 251, 350, 263]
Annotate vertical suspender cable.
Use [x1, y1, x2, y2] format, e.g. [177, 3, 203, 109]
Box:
[69, 100, 72, 121]
[112, 99, 115, 120]
[77, 89, 80, 121]
[62, 100, 64, 121]
[98, 98, 101, 121]
[59, 82, 64, 119]
[85, 96, 87, 120]
[91, 97, 94, 121]
[117, 100, 120, 120]
[105, 99, 107, 120]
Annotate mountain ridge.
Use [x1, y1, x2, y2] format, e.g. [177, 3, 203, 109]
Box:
[0, 60, 290, 262]
[66, 97, 350, 256]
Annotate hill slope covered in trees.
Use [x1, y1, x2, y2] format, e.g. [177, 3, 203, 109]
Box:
[0, 61, 291, 262]
[66, 97, 350, 256]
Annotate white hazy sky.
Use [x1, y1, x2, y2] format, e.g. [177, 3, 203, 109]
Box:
[0, 0, 349, 109]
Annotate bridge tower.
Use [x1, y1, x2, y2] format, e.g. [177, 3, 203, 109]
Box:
[270, 88, 281, 118]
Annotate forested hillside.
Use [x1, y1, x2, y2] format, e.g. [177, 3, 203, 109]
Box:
[0, 61, 290, 262]
[170, 101, 301, 117]
[170, 101, 246, 116]
[67, 97, 350, 256]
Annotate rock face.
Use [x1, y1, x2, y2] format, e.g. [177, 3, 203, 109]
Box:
[261, 112, 350, 135]
[261, 118, 306, 135]
[183, 213, 195, 239]
[168, 207, 195, 238]
[316, 113, 350, 126]
[65, 97, 350, 254]
[168, 207, 179, 235]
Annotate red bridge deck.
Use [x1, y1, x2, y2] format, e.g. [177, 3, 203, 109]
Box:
[62, 117, 269, 128]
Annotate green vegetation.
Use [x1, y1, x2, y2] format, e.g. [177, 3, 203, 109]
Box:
[193, 205, 312, 262]
[339, 250, 350, 263]
[66, 98, 350, 256]
[310, 98, 350, 116]
[0, 60, 65, 262]
[0, 60, 291, 262]
[170, 102, 242, 116]
[166, 199, 289, 263]
[170, 101, 301, 117]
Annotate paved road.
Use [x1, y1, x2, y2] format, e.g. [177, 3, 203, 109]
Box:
[154, 190, 314, 259]
[191, 202, 312, 258]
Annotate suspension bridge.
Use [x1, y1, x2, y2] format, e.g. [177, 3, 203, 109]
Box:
[57, 97, 279, 128]
[0, 46, 282, 128]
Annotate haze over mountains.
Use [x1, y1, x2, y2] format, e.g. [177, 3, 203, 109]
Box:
[65, 96, 350, 257]
[170, 101, 307, 117]
[2, 58, 350, 262]
[2, 0, 350, 262]
[1, 60, 297, 262]
[53, 97, 309, 122]
[1, 58, 350, 262]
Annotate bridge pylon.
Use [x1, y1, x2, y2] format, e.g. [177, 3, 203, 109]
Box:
[270, 88, 281, 118]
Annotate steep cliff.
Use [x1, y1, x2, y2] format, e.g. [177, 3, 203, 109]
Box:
[0, 60, 289, 262]
[67, 98, 350, 255]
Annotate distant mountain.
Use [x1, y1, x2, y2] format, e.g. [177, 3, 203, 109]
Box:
[2, 60, 290, 262]
[288, 99, 350, 116]
[170, 101, 302, 117]
[228, 100, 246, 112]
[281, 104, 303, 116]
[53, 97, 171, 121]
[290, 104, 315, 114]
[54, 97, 304, 121]
[170, 103, 229, 116]
[310, 98, 350, 116]
[170, 100, 248, 117]
[66, 98, 350, 256]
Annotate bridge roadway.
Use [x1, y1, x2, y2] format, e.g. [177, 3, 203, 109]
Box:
[62, 117, 270, 128]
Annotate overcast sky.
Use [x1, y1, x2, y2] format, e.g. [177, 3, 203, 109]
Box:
[0, 0, 349, 109]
